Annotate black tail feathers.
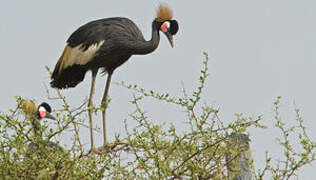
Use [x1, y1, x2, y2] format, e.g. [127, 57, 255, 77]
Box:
[50, 65, 87, 89]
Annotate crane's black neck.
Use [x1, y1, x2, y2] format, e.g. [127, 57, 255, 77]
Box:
[133, 20, 161, 55]
[32, 117, 41, 137]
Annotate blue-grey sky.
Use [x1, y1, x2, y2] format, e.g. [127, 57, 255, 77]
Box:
[1, 0, 315, 178]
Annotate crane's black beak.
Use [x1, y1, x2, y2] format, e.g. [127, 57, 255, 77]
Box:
[45, 113, 56, 120]
[164, 32, 174, 48]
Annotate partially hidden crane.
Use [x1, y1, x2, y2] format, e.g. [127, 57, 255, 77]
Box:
[50, 4, 179, 153]
[22, 100, 63, 155]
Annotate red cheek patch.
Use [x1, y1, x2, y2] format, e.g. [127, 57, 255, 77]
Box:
[160, 23, 168, 32]
[40, 111, 46, 118]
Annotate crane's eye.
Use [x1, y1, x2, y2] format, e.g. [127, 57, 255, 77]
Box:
[160, 21, 170, 33]
[38, 106, 46, 118]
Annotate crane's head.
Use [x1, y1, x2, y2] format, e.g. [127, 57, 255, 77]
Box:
[156, 4, 179, 48]
[37, 102, 56, 120]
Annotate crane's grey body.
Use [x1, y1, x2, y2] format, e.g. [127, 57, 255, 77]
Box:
[27, 141, 63, 155]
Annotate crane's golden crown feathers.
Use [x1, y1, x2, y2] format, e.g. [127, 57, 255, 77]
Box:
[21, 99, 37, 114]
[156, 4, 173, 22]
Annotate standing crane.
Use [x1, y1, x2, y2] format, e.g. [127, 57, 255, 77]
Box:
[50, 4, 179, 153]
[22, 100, 63, 155]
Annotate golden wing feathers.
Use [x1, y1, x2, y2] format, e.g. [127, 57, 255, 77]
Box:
[54, 41, 104, 76]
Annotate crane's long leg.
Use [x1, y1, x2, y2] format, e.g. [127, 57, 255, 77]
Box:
[101, 72, 113, 146]
[88, 70, 98, 153]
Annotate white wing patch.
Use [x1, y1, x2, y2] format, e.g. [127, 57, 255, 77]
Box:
[57, 40, 104, 73]
[70, 40, 105, 65]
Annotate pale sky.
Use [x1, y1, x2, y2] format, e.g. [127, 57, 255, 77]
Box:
[1, 0, 316, 178]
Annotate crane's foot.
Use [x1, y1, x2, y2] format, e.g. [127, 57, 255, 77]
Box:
[88, 147, 101, 155]
[103, 142, 109, 148]
[96, 143, 110, 153]
[86, 143, 113, 156]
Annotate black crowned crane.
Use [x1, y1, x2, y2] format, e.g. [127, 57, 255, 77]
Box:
[21, 100, 63, 155]
[50, 4, 179, 153]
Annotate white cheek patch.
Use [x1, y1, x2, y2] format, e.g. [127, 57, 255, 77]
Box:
[165, 21, 170, 29]
[39, 106, 46, 112]
[39, 106, 46, 118]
